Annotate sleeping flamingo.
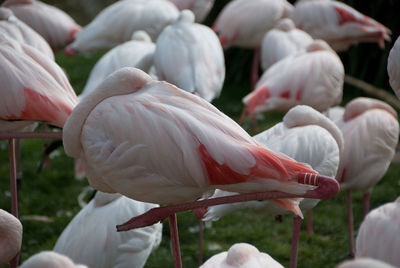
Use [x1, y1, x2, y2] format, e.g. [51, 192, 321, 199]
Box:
[291, 0, 391, 51]
[65, 0, 179, 56]
[62, 67, 339, 267]
[0, 209, 22, 267]
[200, 243, 284, 268]
[20, 251, 87, 268]
[356, 197, 400, 267]
[242, 40, 344, 126]
[166, 0, 215, 22]
[198, 105, 343, 268]
[80, 31, 156, 99]
[212, 0, 293, 88]
[260, 18, 313, 71]
[54, 192, 162, 268]
[154, 10, 225, 102]
[328, 97, 399, 257]
[2, 0, 81, 50]
[0, 7, 53, 59]
[388, 36, 400, 99]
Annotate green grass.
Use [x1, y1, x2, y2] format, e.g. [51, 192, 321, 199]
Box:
[1, 50, 400, 268]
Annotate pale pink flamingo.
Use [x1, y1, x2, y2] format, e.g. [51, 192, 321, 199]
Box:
[198, 105, 343, 268]
[336, 258, 396, 268]
[200, 243, 284, 268]
[260, 18, 313, 71]
[356, 197, 400, 267]
[20, 251, 87, 268]
[241, 40, 344, 127]
[388, 36, 400, 99]
[166, 0, 215, 22]
[54, 192, 162, 268]
[328, 97, 399, 257]
[291, 0, 391, 51]
[0, 7, 53, 60]
[0, 209, 22, 267]
[62, 67, 339, 267]
[2, 0, 81, 50]
[154, 10, 225, 102]
[212, 0, 293, 88]
[80, 31, 156, 100]
[65, 0, 179, 56]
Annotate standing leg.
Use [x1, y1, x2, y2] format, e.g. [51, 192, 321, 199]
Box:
[169, 214, 182, 268]
[198, 219, 204, 266]
[290, 216, 302, 268]
[8, 138, 20, 268]
[15, 139, 22, 204]
[362, 191, 371, 220]
[346, 190, 354, 258]
[306, 210, 314, 235]
[251, 48, 261, 90]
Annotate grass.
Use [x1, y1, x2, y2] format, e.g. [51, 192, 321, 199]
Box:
[1, 48, 400, 268]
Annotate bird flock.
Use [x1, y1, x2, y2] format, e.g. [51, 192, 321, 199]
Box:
[0, 0, 399, 267]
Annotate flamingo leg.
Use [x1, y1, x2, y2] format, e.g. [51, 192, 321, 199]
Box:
[251, 47, 260, 90]
[15, 139, 22, 196]
[306, 210, 314, 235]
[169, 214, 182, 268]
[290, 216, 302, 268]
[346, 190, 354, 258]
[8, 138, 19, 268]
[198, 219, 204, 266]
[362, 191, 371, 219]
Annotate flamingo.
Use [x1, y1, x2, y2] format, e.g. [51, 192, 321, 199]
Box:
[0, 209, 22, 267]
[290, 0, 391, 51]
[198, 105, 343, 268]
[328, 97, 399, 257]
[388, 36, 400, 100]
[62, 67, 339, 267]
[65, 0, 179, 56]
[356, 197, 400, 267]
[20, 251, 87, 268]
[336, 258, 396, 268]
[166, 0, 215, 22]
[212, 0, 293, 88]
[0, 7, 53, 60]
[80, 31, 156, 99]
[53, 191, 162, 268]
[241, 40, 344, 125]
[260, 18, 313, 71]
[200, 243, 284, 268]
[2, 0, 81, 50]
[154, 10, 225, 102]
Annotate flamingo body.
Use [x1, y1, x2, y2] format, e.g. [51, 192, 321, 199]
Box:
[336, 258, 396, 268]
[213, 0, 293, 48]
[166, 0, 214, 22]
[291, 0, 390, 51]
[388, 36, 400, 100]
[356, 197, 400, 267]
[63, 67, 317, 214]
[243, 40, 344, 117]
[20, 251, 87, 268]
[2, 0, 81, 49]
[200, 243, 284, 268]
[80, 31, 156, 99]
[154, 10, 225, 102]
[0, 40, 78, 131]
[0, 209, 22, 266]
[54, 192, 162, 268]
[0, 7, 53, 59]
[261, 18, 313, 71]
[66, 0, 179, 55]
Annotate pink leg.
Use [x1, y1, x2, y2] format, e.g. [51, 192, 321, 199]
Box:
[362, 191, 371, 220]
[169, 214, 182, 268]
[290, 216, 302, 268]
[346, 190, 354, 258]
[251, 48, 261, 90]
[198, 219, 204, 266]
[306, 210, 314, 236]
[8, 139, 20, 268]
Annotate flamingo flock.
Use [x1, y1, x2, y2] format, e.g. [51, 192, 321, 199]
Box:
[0, 0, 399, 268]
